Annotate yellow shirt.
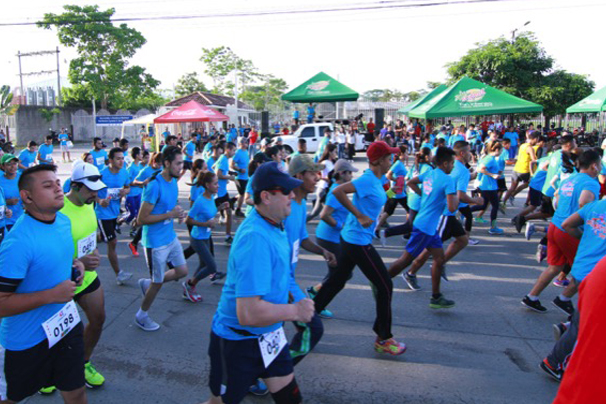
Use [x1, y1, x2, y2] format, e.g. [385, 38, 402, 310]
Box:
[514, 143, 535, 174]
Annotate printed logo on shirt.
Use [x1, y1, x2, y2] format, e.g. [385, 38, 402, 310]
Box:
[422, 178, 433, 196]
[560, 181, 574, 197]
[587, 214, 606, 239]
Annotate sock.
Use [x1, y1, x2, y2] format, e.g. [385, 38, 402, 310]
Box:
[527, 295, 539, 301]
[491, 219, 497, 228]
[432, 293, 441, 299]
[558, 294, 571, 302]
[136, 309, 147, 319]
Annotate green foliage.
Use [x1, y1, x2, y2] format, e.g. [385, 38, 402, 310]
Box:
[175, 72, 208, 97]
[361, 89, 423, 102]
[0, 85, 15, 115]
[427, 81, 443, 90]
[239, 75, 289, 111]
[200, 46, 259, 96]
[40, 108, 61, 123]
[61, 84, 167, 111]
[447, 33, 594, 116]
[38, 5, 160, 110]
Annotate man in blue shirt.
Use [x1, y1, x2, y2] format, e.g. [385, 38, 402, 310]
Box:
[214, 142, 236, 245]
[0, 154, 24, 231]
[135, 146, 188, 332]
[59, 127, 71, 163]
[203, 161, 313, 404]
[231, 137, 250, 217]
[181, 133, 197, 177]
[95, 147, 132, 285]
[17, 141, 38, 172]
[37, 135, 54, 165]
[125, 147, 144, 256]
[89, 137, 108, 171]
[202, 136, 217, 161]
[0, 164, 87, 404]
[293, 109, 300, 125]
[503, 126, 520, 160]
[388, 146, 459, 309]
[162, 127, 171, 143]
[306, 103, 315, 123]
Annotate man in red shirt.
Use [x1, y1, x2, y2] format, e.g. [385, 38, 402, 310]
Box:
[248, 128, 259, 158]
[367, 118, 376, 138]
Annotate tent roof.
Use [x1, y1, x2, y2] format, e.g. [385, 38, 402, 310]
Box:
[566, 86, 606, 113]
[281, 72, 359, 103]
[165, 91, 254, 111]
[154, 100, 229, 123]
[123, 113, 158, 126]
[408, 77, 543, 119]
[397, 84, 448, 114]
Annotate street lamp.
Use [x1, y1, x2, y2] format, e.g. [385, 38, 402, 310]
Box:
[511, 21, 531, 43]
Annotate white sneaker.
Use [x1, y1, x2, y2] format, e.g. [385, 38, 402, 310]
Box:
[525, 222, 536, 241]
[138, 278, 151, 297]
[116, 271, 133, 285]
[379, 229, 387, 247]
[468, 238, 480, 245]
[135, 315, 160, 332]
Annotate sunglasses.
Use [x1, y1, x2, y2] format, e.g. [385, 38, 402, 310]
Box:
[266, 187, 291, 196]
[74, 175, 102, 182]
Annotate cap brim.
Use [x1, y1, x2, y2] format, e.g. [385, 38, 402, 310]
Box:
[282, 176, 304, 192]
[80, 179, 107, 191]
[311, 162, 325, 172]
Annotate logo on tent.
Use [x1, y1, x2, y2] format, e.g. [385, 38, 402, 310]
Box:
[173, 109, 197, 116]
[455, 88, 486, 103]
[307, 80, 330, 92]
[580, 99, 601, 106]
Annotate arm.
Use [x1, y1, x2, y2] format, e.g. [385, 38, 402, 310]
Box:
[301, 238, 337, 266]
[407, 176, 422, 196]
[458, 190, 482, 205]
[236, 296, 314, 327]
[185, 215, 216, 229]
[216, 171, 235, 181]
[562, 212, 584, 240]
[0, 280, 77, 318]
[137, 201, 182, 225]
[333, 182, 372, 227]
[446, 193, 459, 213]
[385, 169, 396, 182]
[319, 205, 339, 228]
[578, 190, 596, 208]
[528, 147, 537, 175]
[478, 165, 499, 179]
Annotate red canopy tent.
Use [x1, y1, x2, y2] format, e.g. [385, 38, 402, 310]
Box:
[154, 100, 229, 123]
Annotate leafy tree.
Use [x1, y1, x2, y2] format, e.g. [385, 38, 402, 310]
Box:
[361, 89, 422, 102]
[427, 81, 443, 90]
[447, 32, 594, 119]
[200, 46, 258, 96]
[240, 75, 289, 111]
[0, 85, 18, 128]
[175, 72, 208, 97]
[38, 5, 160, 110]
[40, 108, 61, 123]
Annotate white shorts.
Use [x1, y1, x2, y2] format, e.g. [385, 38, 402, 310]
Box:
[143, 237, 186, 283]
[60, 144, 70, 152]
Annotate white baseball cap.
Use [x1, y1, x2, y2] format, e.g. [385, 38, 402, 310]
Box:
[71, 162, 107, 191]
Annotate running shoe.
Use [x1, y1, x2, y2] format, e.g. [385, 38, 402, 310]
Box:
[39, 386, 57, 395]
[536, 244, 547, 263]
[429, 295, 455, 309]
[138, 278, 151, 297]
[135, 315, 160, 332]
[521, 296, 547, 312]
[379, 229, 387, 247]
[539, 359, 563, 382]
[552, 296, 575, 316]
[553, 322, 568, 341]
[403, 272, 421, 291]
[235, 209, 245, 218]
[498, 202, 506, 214]
[128, 242, 139, 257]
[374, 337, 407, 355]
[182, 281, 202, 303]
[552, 278, 570, 288]
[225, 236, 233, 245]
[318, 308, 334, 319]
[474, 217, 487, 224]
[116, 270, 133, 285]
[249, 379, 269, 396]
[306, 286, 334, 317]
[306, 286, 318, 299]
[84, 362, 105, 388]
[468, 238, 480, 245]
[209, 272, 226, 284]
[525, 222, 536, 240]
[514, 215, 526, 233]
[508, 196, 515, 206]
[488, 227, 504, 235]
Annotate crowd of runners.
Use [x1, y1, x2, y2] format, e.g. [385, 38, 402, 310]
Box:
[0, 120, 603, 403]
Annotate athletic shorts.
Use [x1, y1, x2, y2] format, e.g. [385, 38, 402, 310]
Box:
[215, 194, 230, 208]
[73, 276, 101, 302]
[512, 171, 530, 183]
[208, 331, 294, 404]
[405, 227, 443, 258]
[384, 197, 409, 216]
[528, 187, 543, 207]
[547, 223, 580, 267]
[183, 161, 193, 170]
[436, 215, 466, 241]
[60, 144, 69, 152]
[235, 179, 248, 196]
[0, 323, 84, 402]
[98, 218, 117, 242]
[497, 177, 507, 192]
[144, 237, 186, 283]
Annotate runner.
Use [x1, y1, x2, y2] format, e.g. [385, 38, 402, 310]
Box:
[130, 152, 163, 254]
[201, 161, 312, 404]
[125, 147, 144, 255]
[181, 133, 196, 178]
[90, 137, 108, 171]
[313, 141, 407, 355]
[0, 154, 23, 232]
[37, 135, 54, 165]
[95, 147, 132, 285]
[501, 131, 539, 206]
[0, 164, 87, 404]
[135, 146, 188, 331]
[231, 137, 249, 218]
[212, 142, 236, 245]
[17, 141, 38, 172]
[307, 143, 337, 222]
[376, 146, 408, 234]
[470, 141, 505, 235]
[59, 129, 71, 163]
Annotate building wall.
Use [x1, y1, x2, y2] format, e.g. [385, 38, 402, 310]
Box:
[12, 105, 74, 146]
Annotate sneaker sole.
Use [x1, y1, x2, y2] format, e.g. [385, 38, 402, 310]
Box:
[521, 301, 546, 313]
[374, 345, 407, 356]
[134, 319, 160, 332]
[539, 362, 562, 382]
[84, 380, 104, 389]
[551, 301, 574, 316]
[429, 303, 455, 309]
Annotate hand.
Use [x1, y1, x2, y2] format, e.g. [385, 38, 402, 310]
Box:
[322, 249, 337, 267]
[356, 214, 374, 228]
[207, 218, 218, 229]
[473, 197, 484, 206]
[79, 250, 100, 270]
[48, 280, 77, 304]
[170, 205, 185, 219]
[294, 298, 315, 323]
[119, 188, 128, 197]
[99, 198, 110, 208]
[5, 208, 12, 219]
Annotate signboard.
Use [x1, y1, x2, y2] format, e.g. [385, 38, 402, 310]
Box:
[95, 115, 133, 126]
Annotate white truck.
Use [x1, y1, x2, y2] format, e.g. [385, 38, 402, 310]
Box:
[279, 123, 368, 154]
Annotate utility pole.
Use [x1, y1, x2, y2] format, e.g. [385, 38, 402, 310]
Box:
[15, 48, 62, 106]
[56, 46, 61, 106]
[17, 51, 24, 104]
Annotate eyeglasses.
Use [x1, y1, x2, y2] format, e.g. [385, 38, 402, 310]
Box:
[266, 187, 291, 196]
[73, 175, 102, 182]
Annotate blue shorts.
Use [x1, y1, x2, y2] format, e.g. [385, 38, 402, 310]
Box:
[125, 194, 141, 223]
[405, 227, 443, 257]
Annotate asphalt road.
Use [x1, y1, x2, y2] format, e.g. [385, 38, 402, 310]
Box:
[25, 146, 562, 404]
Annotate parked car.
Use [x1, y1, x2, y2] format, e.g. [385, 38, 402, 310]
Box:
[279, 123, 368, 154]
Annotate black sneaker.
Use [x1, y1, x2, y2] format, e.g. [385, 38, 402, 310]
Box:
[209, 272, 226, 284]
[514, 215, 526, 233]
[539, 359, 563, 382]
[552, 296, 575, 316]
[403, 272, 421, 291]
[521, 296, 547, 312]
[235, 209, 245, 218]
[429, 294, 455, 309]
[225, 236, 233, 245]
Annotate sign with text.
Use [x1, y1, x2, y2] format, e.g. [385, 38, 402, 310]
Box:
[95, 115, 133, 126]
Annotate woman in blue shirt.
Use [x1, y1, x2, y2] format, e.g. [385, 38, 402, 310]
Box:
[471, 141, 504, 234]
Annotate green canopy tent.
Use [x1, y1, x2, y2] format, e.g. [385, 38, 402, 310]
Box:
[566, 86, 606, 113]
[281, 72, 359, 102]
[408, 77, 543, 119]
[397, 84, 447, 115]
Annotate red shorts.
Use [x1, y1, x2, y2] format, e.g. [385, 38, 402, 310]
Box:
[547, 223, 580, 266]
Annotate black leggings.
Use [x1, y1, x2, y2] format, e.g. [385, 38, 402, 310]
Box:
[470, 189, 499, 222]
[384, 209, 416, 238]
[313, 238, 394, 340]
[458, 206, 473, 232]
[316, 237, 350, 284]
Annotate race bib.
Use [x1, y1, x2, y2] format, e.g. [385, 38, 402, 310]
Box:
[42, 301, 81, 348]
[77, 232, 97, 258]
[107, 188, 121, 200]
[291, 239, 300, 265]
[96, 157, 105, 166]
[259, 327, 287, 368]
[28, 162, 35, 167]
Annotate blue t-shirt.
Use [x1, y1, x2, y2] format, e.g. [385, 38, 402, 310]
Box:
[478, 155, 499, 191]
[552, 173, 600, 231]
[389, 160, 408, 199]
[284, 199, 309, 288]
[570, 200, 606, 282]
[18, 149, 37, 171]
[141, 174, 178, 248]
[448, 134, 465, 148]
[189, 194, 217, 240]
[244, 174, 255, 217]
[0, 213, 74, 350]
[307, 106, 315, 117]
[212, 210, 303, 340]
[407, 163, 433, 211]
[58, 133, 69, 146]
[498, 149, 509, 178]
[543, 150, 563, 197]
[341, 169, 387, 245]
[183, 141, 195, 162]
[233, 149, 249, 181]
[135, 165, 160, 183]
[413, 168, 456, 235]
[202, 143, 213, 161]
[227, 128, 238, 144]
[38, 144, 54, 164]
[0, 172, 23, 226]
[90, 149, 108, 171]
[529, 157, 549, 191]
[206, 156, 217, 174]
[293, 110, 300, 119]
[127, 162, 143, 197]
[421, 142, 432, 151]
[449, 159, 470, 211]
[316, 184, 348, 243]
[190, 181, 205, 202]
[503, 131, 519, 146]
[162, 131, 171, 141]
[95, 167, 130, 220]
[214, 155, 230, 197]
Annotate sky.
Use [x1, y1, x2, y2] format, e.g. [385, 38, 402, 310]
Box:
[2, 0, 606, 98]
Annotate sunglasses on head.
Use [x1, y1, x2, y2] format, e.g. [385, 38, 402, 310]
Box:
[266, 187, 291, 196]
[74, 175, 102, 182]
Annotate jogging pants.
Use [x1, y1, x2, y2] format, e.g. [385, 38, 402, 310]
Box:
[546, 309, 579, 371]
[470, 189, 499, 222]
[313, 239, 394, 340]
[290, 313, 324, 366]
[458, 206, 473, 232]
[316, 238, 350, 284]
[190, 237, 217, 281]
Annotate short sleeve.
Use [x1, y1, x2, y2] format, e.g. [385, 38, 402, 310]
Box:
[418, 170, 430, 183]
[234, 235, 272, 298]
[588, 180, 601, 200]
[325, 193, 342, 210]
[577, 201, 595, 221]
[123, 171, 130, 187]
[0, 233, 30, 280]
[142, 180, 160, 205]
[188, 198, 201, 219]
[352, 174, 372, 198]
[456, 170, 468, 193]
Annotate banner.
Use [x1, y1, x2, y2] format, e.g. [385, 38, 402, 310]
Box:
[96, 115, 133, 126]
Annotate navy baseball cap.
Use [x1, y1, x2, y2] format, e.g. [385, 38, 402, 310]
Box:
[252, 162, 303, 194]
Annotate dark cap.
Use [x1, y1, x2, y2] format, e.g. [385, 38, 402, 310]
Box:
[252, 162, 303, 194]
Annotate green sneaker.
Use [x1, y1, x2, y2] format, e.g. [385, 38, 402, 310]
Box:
[474, 217, 487, 224]
[39, 386, 57, 395]
[430, 295, 455, 309]
[84, 362, 105, 388]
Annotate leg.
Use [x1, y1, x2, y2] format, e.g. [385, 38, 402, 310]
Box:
[59, 387, 88, 404]
[387, 250, 416, 278]
[546, 309, 580, 370]
[224, 208, 232, 237]
[313, 240, 357, 312]
[76, 286, 106, 362]
[427, 247, 446, 296]
[528, 265, 564, 297]
[290, 314, 323, 366]
[190, 238, 217, 286]
[502, 179, 519, 203]
[407, 249, 431, 276]
[107, 239, 120, 276]
[307, 188, 326, 221]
